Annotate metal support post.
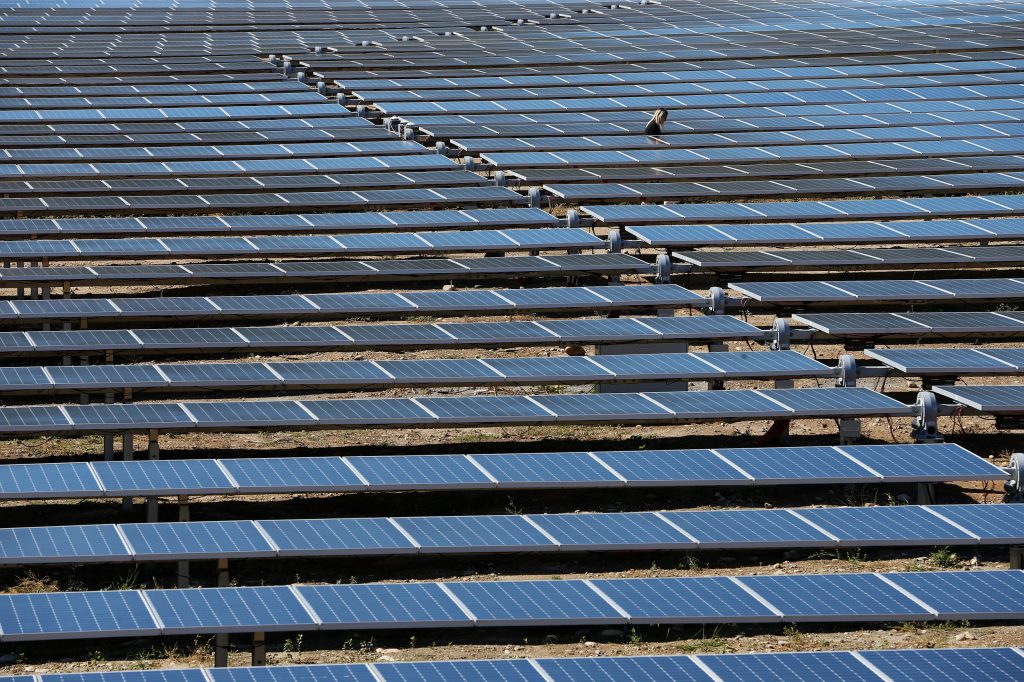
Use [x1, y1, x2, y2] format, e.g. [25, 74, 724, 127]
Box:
[916, 482, 937, 505]
[252, 633, 267, 666]
[215, 635, 229, 667]
[1010, 546, 1024, 570]
[145, 430, 160, 522]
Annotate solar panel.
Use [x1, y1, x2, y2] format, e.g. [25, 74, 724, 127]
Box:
[0, 524, 129, 565]
[0, 591, 160, 641]
[882, 570, 1024, 619]
[208, 664, 377, 682]
[146, 586, 317, 634]
[539, 653, 720, 682]
[260, 518, 417, 556]
[296, 583, 471, 629]
[527, 512, 692, 551]
[714, 446, 875, 484]
[346, 454, 492, 490]
[374, 660, 547, 682]
[697, 651, 881, 682]
[838, 444, 1006, 482]
[445, 580, 624, 626]
[395, 515, 556, 553]
[592, 576, 779, 624]
[0, 462, 102, 499]
[91, 459, 234, 496]
[470, 452, 622, 488]
[736, 573, 935, 621]
[220, 457, 364, 493]
[792, 507, 977, 546]
[120, 520, 275, 561]
[859, 647, 1024, 682]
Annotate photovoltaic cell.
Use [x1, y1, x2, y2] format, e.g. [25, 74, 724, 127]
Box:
[536, 656, 711, 682]
[446, 580, 624, 626]
[374, 660, 547, 682]
[698, 651, 881, 682]
[859, 647, 1024, 682]
[736, 573, 934, 621]
[296, 583, 471, 629]
[146, 586, 316, 634]
[592, 576, 778, 624]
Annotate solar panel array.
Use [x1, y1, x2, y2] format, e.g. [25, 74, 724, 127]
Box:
[2, 0, 1023, 674]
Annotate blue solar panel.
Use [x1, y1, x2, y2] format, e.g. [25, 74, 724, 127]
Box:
[792, 507, 976, 546]
[859, 647, 1024, 682]
[445, 580, 624, 626]
[259, 518, 417, 556]
[375, 659, 547, 682]
[91, 459, 234, 496]
[882, 570, 1024, 619]
[44, 670, 210, 682]
[0, 524, 129, 564]
[396, 515, 555, 552]
[220, 457, 364, 493]
[697, 651, 880, 681]
[296, 583, 471, 629]
[346, 454, 493, 489]
[537, 656, 711, 682]
[207, 664, 378, 682]
[470, 452, 622, 487]
[660, 510, 834, 549]
[119, 520, 275, 561]
[147, 586, 316, 634]
[0, 590, 160, 641]
[927, 504, 1024, 542]
[714, 446, 876, 484]
[596, 449, 751, 485]
[527, 512, 692, 550]
[592, 576, 779, 624]
[838, 444, 1005, 481]
[736, 573, 934, 622]
[0, 462, 101, 498]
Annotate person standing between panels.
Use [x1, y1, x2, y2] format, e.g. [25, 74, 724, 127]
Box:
[645, 107, 668, 135]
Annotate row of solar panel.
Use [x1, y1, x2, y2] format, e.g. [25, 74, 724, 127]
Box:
[868, 348, 1024, 376]
[0, 80, 321, 97]
[626, 218, 1024, 248]
[0, 115, 369, 136]
[0, 350, 829, 394]
[375, 84, 1024, 115]
[0, 387, 911, 434]
[732, 277, 1024, 304]
[406, 109, 1024, 136]
[0, 284, 703, 321]
[4, 647, 1021, 682]
[583, 193, 1024, 224]
[3, 503, 1021, 566]
[1, 569, 1021, 641]
[795, 311, 1024, 338]
[419, 97, 1024, 133]
[1, 139, 427, 161]
[456, 123, 1024, 153]
[0, 443, 998, 500]
[0, 91, 324, 109]
[355, 73, 1024, 103]
[482, 137, 1024, 169]
[0, 186, 526, 214]
[0, 254, 649, 287]
[0, 316, 762, 359]
[0, 170, 491, 197]
[0, 207, 560, 238]
[0, 227, 597, 259]
[0, 102, 351, 122]
[434, 115, 1024, 142]
[1, 126, 398, 149]
[0, 153, 461, 179]
[680, 245, 1024, 270]
[548, 171, 1024, 202]
[333, 57, 1024, 90]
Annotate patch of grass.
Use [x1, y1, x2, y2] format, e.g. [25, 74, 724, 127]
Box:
[674, 626, 729, 654]
[929, 547, 961, 569]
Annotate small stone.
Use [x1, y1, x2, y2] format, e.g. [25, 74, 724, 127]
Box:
[969, 556, 979, 566]
[954, 632, 975, 641]
[376, 648, 400, 654]
[442, 284, 457, 292]
[584, 641, 598, 647]
[564, 344, 585, 357]
[377, 655, 395, 662]
[763, 502, 773, 509]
